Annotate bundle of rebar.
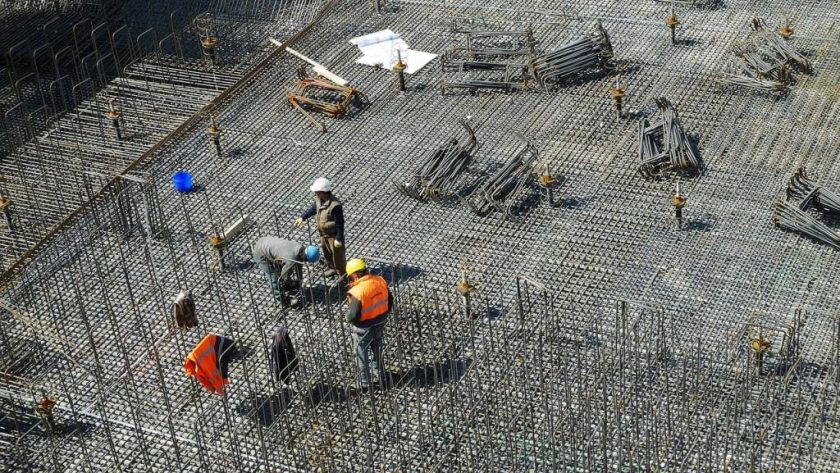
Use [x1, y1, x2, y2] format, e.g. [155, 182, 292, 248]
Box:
[440, 74, 529, 94]
[440, 25, 533, 94]
[529, 20, 613, 92]
[653, 0, 721, 8]
[724, 17, 811, 94]
[465, 139, 538, 218]
[448, 21, 536, 57]
[287, 73, 368, 132]
[721, 69, 790, 94]
[392, 120, 477, 202]
[775, 168, 840, 248]
[636, 97, 700, 178]
[750, 18, 811, 72]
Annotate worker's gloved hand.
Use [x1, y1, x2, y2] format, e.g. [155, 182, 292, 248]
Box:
[294, 217, 304, 228]
[334, 241, 343, 248]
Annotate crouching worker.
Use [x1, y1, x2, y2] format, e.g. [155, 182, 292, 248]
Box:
[345, 258, 392, 389]
[253, 236, 320, 307]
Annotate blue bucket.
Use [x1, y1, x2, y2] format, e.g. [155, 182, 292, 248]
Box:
[172, 171, 193, 193]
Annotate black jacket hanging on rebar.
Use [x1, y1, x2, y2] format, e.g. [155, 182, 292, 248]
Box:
[215, 333, 236, 381]
[173, 291, 198, 330]
[270, 326, 298, 384]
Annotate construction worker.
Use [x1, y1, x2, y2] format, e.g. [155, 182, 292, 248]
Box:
[252, 236, 320, 307]
[345, 258, 392, 389]
[295, 178, 346, 277]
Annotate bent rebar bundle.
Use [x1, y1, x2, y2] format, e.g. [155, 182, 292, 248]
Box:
[465, 139, 539, 218]
[529, 20, 613, 92]
[653, 0, 721, 7]
[392, 121, 477, 202]
[287, 71, 368, 132]
[723, 18, 811, 94]
[637, 97, 700, 179]
[440, 24, 533, 94]
[775, 167, 840, 248]
[441, 21, 614, 94]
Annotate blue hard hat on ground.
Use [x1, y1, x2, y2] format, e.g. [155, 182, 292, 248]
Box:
[305, 245, 320, 263]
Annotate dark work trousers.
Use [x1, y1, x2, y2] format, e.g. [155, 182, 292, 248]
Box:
[258, 260, 302, 305]
[351, 324, 386, 386]
[321, 236, 346, 276]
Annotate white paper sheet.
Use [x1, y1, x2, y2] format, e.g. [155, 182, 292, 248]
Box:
[349, 29, 403, 48]
[348, 29, 437, 74]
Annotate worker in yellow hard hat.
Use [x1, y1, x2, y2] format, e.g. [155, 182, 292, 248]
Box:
[345, 258, 392, 390]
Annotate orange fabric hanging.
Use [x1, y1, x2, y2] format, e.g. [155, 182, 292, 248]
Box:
[184, 333, 229, 395]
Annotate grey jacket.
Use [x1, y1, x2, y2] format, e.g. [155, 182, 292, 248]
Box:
[252, 237, 304, 281]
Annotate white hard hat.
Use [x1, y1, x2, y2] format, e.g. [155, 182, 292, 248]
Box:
[310, 177, 332, 192]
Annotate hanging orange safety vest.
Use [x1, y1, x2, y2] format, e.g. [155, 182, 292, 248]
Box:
[347, 274, 390, 323]
[184, 333, 228, 395]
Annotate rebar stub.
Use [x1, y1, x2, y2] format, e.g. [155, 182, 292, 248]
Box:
[201, 36, 218, 50]
[750, 337, 771, 353]
[37, 396, 56, 413]
[538, 173, 557, 188]
[456, 279, 477, 295]
[456, 281, 477, 296]
[209, 235, 225, 247]
[456, 269, 477, 295]
[778, 25, 793, 39]
[538, 162, 557, 188]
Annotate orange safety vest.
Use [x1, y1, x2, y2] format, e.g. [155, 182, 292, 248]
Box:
[184, 334, 229, 395]
[347, 274, 390, 323]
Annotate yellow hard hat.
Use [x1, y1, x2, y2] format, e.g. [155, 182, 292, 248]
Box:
[346, 258, 366, 277]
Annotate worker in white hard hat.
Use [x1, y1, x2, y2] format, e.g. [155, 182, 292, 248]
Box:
[295, 177, 346, 277]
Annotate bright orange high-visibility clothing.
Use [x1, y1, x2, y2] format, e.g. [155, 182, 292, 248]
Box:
[185, 333, 229, 395]
[347, 274, 390, 324]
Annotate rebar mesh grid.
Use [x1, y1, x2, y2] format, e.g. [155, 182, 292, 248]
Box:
[0, 0, 838, 471]
[0, 0, 328, 270]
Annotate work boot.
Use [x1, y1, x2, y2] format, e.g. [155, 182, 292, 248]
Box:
[323, 268, 337, 277]
[287, 297, 300, 308]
